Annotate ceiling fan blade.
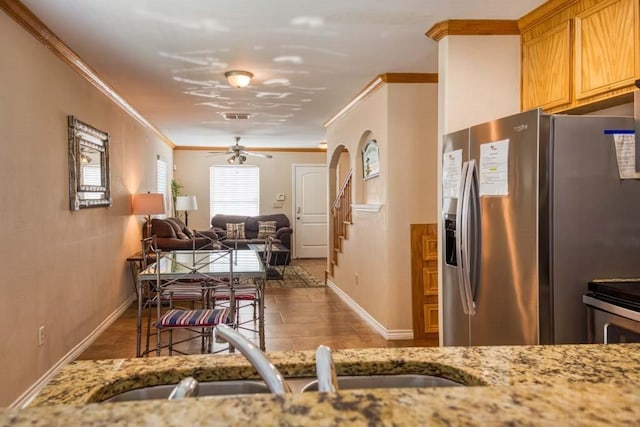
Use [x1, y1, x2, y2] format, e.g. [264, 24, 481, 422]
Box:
[206, 150, 234, 157]
[240, 150, 272, 159]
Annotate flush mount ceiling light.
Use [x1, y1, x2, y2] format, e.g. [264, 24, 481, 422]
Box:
[224, 70, 253, 88]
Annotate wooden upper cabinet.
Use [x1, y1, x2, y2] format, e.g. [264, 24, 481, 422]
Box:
[520, 0, 639, 113]
[522, 21, 572, 111]
[574, 0, 639, 100]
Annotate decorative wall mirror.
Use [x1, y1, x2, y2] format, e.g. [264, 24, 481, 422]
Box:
[68, 115, 111, 210]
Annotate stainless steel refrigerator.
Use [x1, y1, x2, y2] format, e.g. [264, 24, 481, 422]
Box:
[442, 109, 640, 346]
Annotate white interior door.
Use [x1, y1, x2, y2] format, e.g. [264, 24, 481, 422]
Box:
[293, 164, 328, 258]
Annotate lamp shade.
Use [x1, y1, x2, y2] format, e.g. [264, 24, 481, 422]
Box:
[175, 195, 198, 211]
[225, 70, 253, 88]
[132, 193, 165, 215]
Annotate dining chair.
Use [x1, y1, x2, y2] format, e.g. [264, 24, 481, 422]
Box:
[154, 249, 232, 355]
[140, 237, 213, 356]
[211, 239, 272, 339]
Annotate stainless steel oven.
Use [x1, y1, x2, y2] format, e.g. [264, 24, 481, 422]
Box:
[583, 279, 640, 344]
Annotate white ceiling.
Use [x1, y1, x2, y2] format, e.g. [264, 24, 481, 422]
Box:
[21, 0, 545, 148]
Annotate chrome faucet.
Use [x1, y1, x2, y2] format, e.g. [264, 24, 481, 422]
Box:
[214, 324, 292, 394]
[168, 376, 199, 400]
[315, 345, 339, 393]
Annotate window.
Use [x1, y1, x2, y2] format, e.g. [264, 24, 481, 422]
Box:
[156, 158, 168, 214]
[210, 165, 260, 217]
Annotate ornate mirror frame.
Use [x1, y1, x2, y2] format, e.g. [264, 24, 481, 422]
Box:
[68, 115, 111, 210]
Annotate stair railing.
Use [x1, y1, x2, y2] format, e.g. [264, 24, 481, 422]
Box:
[331, 170, 353, 267]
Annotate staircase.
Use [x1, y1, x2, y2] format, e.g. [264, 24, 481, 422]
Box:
[330, 170, 353, 275]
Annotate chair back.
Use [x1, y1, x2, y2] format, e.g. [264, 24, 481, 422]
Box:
[141, 236, 158, 267]
[263, 236, 274, 266]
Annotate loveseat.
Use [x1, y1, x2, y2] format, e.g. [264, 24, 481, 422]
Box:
[210, 214, 293, 252]
[145, 217, 221, 251]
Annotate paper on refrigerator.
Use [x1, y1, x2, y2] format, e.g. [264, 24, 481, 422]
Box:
[612, 132, 640, 179]
[443, 149, 462, 198]
[479, 139, 509, 196]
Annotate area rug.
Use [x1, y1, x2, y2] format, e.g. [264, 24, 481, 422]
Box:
[265, 265, 325, 288]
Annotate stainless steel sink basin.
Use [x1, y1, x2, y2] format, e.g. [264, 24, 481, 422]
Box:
[300, 374, 463, 392]
[104, 374, 464, 402]
[104, 380, 270, 402]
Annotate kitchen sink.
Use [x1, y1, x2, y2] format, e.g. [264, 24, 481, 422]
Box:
[103, 374, 463, 402]
[103, 380, 270, 402]
[300, 374, 464, 392]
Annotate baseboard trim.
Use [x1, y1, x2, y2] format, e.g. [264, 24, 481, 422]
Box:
[11, 295, 135, 408]
[326, 279, 414, 340]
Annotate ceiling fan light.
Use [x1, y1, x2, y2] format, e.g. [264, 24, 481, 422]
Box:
[227, 156, 236, 164]
[225, 70, 253, 88]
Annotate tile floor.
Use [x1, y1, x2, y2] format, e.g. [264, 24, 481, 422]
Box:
[76, 258, 437, 360]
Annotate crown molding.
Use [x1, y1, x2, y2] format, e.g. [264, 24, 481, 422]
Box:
[425, 19, 520, 42]
[379, 73, 439, 84]
[518, 0, 581, 32]
[324, 73, 438, 128]
[175, 146, 326, 153]
[0, 0, 175, 148]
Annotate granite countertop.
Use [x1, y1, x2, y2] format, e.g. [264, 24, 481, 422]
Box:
[2, 344, 640, 425]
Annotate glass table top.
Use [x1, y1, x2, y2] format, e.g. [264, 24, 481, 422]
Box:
[138, 249, 265, 279]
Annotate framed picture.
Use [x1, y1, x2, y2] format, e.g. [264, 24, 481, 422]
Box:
[362, 139, 380, 180]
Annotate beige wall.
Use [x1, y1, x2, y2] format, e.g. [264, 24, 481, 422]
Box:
[435, 34, 522, 345]
[327, 86, 390, 326]
[0, 12, 171, 406]
[173, 150, 326, 232]
[326, 82, 438, 334]
[438, 35, 521, 135]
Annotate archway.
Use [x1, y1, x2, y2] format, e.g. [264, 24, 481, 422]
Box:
[327, 144, 351, 276]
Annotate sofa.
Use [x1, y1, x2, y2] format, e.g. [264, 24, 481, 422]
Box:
[210, 213, 293, 256]
[145, 217, 221, 251]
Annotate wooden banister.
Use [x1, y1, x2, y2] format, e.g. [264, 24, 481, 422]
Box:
[331, 170, 353, 267]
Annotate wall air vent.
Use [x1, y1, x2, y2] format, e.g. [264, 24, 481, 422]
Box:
[222, 112, 251, 120]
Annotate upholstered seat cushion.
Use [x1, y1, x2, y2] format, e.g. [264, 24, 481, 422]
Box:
[158, 308, 229, 328]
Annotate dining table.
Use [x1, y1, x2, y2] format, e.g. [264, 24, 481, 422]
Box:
[136, 249, 267, 357]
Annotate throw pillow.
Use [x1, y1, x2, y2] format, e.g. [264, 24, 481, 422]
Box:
[151, 219, 176, 238]
[166, 218, 189, 240]
[226, 223, 246, 239]
[257, 220, 277, 239]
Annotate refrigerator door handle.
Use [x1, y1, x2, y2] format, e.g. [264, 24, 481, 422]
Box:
[459, 160, 478, 316]
[456, 161, 471, 315]
[466, 160, 480, 316]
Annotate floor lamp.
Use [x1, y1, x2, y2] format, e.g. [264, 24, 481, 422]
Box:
[132, 193, 165, 237]
[176, 195, 198, 227]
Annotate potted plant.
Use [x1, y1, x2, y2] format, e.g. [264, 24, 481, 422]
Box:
[171, 178, 183, 218]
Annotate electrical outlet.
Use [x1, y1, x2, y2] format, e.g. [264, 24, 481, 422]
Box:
[38, 325, 45, 346]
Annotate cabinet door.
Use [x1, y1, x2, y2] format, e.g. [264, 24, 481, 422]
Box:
[522, 21, 572, 111]
[410, 224, 439, 338]
[574, 0, 639, 100]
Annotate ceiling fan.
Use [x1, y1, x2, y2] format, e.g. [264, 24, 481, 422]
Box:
[207, 136, 273, 164]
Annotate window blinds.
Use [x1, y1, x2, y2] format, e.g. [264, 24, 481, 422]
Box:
[210, 165, 260, 217]
[156, 158, 168, 214]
